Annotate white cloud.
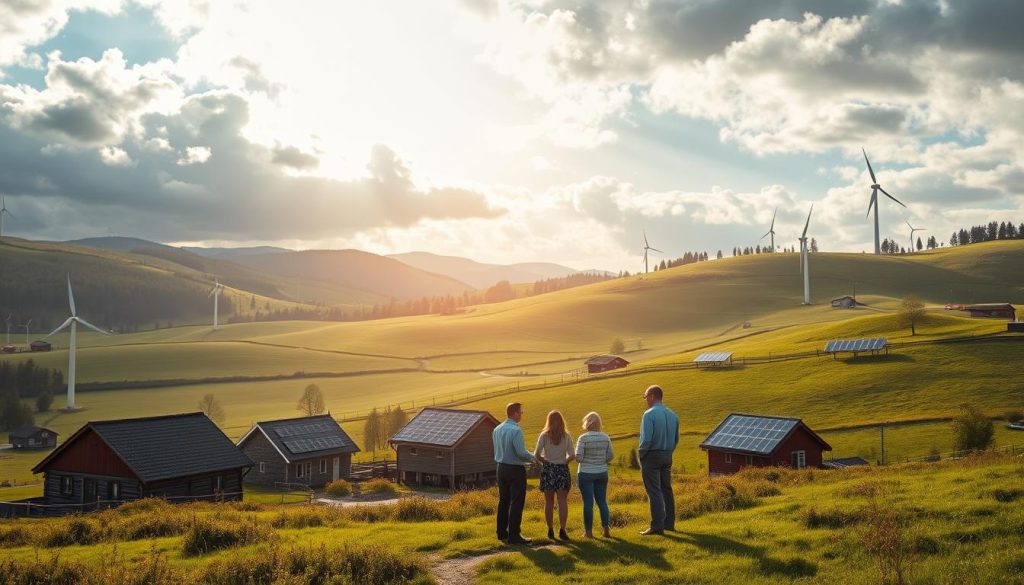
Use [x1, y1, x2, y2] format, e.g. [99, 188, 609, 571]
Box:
[177, 145, 211, 166]
[0, 0, 124, 68]
[99, 145, 132, 166]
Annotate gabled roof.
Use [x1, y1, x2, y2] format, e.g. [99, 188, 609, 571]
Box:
[585, 355, 628, 366]
[238, 414, 359, 463]
[33, 413, 252, 482]
[9, 425, 56, 439]
[389, 408, 499, 447]
[964, 303, 1014, 310]
[700, 413, 832, 456]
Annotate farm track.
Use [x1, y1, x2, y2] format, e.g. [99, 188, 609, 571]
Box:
[432, 545, 559, 585]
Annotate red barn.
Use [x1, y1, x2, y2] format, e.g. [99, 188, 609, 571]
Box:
[700, 413, 832, 476]
[585, 355, 629, 374]
[964, 304, 1015, 320]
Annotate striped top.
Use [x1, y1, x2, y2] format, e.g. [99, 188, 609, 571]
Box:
[574, 431, 613, 474]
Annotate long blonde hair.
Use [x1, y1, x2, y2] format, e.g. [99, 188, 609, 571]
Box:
[542, 410, 567, 445]
[582, 411, 602, 432]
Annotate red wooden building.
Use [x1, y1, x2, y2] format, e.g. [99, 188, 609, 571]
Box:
[964, 303, 1016, 320]
[700, 413, 832, 476]
[585, 355, 629, 374]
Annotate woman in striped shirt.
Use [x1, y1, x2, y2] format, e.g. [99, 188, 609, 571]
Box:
[574, 411, 613, 538]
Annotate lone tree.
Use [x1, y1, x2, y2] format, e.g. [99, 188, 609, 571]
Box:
[610, 338, 625, 354]
[952, 403, 994, 454]
[388, 405, 408, 436]
[363, 408, 386, 453]
[198, 393, 226, 425]
[898, 295, 926, 336]
[36, 392, 53, 413]
[297, 383, 326, 416]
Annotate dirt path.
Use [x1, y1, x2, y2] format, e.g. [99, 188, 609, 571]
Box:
[432, 545, 558, 585]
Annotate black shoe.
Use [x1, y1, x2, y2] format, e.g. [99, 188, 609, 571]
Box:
[547, 528, 555, 540]
[639, 528, 664, 536]
[497, 534, 508, 542]
[664, 526, 676, 532]
[559, 529, 570, 541]
[508, 536, 533, 546]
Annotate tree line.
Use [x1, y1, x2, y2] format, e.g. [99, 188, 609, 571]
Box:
[0, 359, 63, 431]
[948, 220, 1024, 247]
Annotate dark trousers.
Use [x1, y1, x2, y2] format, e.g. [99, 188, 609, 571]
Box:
[496, 463, 527, 539]
[640, 450, 675, 530]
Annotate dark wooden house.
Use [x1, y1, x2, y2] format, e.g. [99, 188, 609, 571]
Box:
[585, 355, 629, 374]
[964, 303, 1016, 320]
[237, 414, 360, 488]
[32, 412, 252, 509]
[831, 295, 858, 308]
[389, 408, 499, 489]
[29, 340, 51, 352]
[700, 413, 832, 476]
[9, 426, 57, 449]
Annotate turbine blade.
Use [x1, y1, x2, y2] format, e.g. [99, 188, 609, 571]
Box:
[75, 317, 110, 335]
[878, 187, 905, 207]
[802, 204, 814, 238]
[67, 275, 76, 317]
[862, 148, 877, 184]
[649, 247, 663, 253]
[643, 230, 649, 248]
[770, 207, 777, 231]
[46, 317, 75, 338]
[866, 190, 877, 218]
[761, 231, 770, 240]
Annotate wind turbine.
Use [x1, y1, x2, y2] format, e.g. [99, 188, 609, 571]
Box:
[906, 220, 926, 252]
[0, 195, 12, 239]
[209, 279, 224, 330]
[642, 231, 662, 274]
[46, 276, 110, 410]
[798, 204, 814, 305]
[20, 319, 32, 345]
[760, 208, 777, 252]
[863, 148, 906, 255]
[4, 314, 11, 344]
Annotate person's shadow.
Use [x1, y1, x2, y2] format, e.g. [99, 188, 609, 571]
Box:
[519, 536, 672, 576]
[666, 531, 817, 578]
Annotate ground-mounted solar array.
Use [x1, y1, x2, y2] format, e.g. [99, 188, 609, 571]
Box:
[282, 436, 350, 454]
[694, 351, 733, 364]
[701, 414, 799, 455]
[389, 409, 485, 447]
[823, 337, 887, 353]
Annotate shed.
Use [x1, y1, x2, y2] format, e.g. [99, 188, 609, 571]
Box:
[699, 413, 832, 476]
[585, 355, 629, 374]
[237, 414, 360, 488]
[29, 340, 51, 352]
[8, 426, 57, 450]
[693, 352, 733, 368]
[822, 457, 870, 469]
[830, 296, 859, 308]
[1009, 321, 1024, 333]
[389, 408, 499, 489]
[32, 412, 252, 510]
[964, 303, 1016, 320]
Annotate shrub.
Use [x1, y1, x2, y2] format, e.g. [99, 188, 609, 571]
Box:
[0, 524, 31, 546]
[629, 447, 640, 469]
[993, 488, 1022, 503]
[608, 484, 647, 504]
[41, 516, 99, 547]
[201, 544, 427, 585]
[325, 479, 353, 497]
[802, 507, 863, 529]
[362, 478, 398, 495]
[861, 497, 915, 585]
[1005, 410, 1024, 423]
[181, 517, 269, 556]
[608, 508, 645, 528]
[952, 404, 994, 453]
[393, 497, 444, 522]
[675, 478, 759, 519]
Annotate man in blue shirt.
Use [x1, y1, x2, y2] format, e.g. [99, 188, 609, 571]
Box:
[493, 402, 536, 545]
[638, 384, 679, 535]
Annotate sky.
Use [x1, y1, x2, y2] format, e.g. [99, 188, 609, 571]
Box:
[1, 0, 1023, 271]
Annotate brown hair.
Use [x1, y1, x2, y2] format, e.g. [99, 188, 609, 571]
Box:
[506, 402, 522, 418]
[542, 410, 567, 445]
[645, 385, 663, 400]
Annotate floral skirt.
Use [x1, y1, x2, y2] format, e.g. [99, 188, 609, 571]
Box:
[539, 462, 571, 492]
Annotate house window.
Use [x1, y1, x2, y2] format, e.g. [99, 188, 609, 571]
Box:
[320, 459, 327, 474]
[745, 455, 753, 465]
[791, 450, 806, 469]
[410, 448, 418, 456]
[214, 476, 223, 492]
[724, 453, 732, 464]
[60, 476, 74, 496]
[110, 482, 120, 500]
[296, 462, 311, 478]
[435, 450, 444, 459]
[258, 462, 266, 473]
[28, 439, 37, 447]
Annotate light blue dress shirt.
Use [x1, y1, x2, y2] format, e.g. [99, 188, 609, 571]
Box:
[493, 419, 534, 465]
[638, 402, 680, 457]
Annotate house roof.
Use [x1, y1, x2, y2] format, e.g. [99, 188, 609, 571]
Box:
[585, 355, 628, 366]
[238, 414, 360, 463]
[33, 412, 252, 482]
[9, 425, 56, 439]
[700, 413, 832, 456]
[823, 457, 870, 469]
[831, 296, 855, 301]
[389, 408, 498, 447]
[964, 303, 1015, 311]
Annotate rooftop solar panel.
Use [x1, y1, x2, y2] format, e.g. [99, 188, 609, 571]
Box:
[824, 337, 887, 353]
[390, 409, 486, 447]
[694, 352, 733, 364]
[701, 414, 799, 455]
[283, 436, 349, 454]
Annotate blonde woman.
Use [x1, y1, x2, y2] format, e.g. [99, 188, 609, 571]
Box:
[574, 411, 613, 538]
[534, 410, 574, 540]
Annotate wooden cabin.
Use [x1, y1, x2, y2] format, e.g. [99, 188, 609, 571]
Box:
[700, 413, 832, 476]
[389, 408, 499, 489]
[964, 304, 1016, 320]
[830, 295, 858, 308]
[585, 355, 629, 374]
[29, 340, 51, 352]
[32, 413, 252, 510]
[8, 426, 57, 450]
[237, 414, 360, 488]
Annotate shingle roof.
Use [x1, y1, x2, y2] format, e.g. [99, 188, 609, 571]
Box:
[8, 425, 56, 439]
[964, 303, 1014, 310]
[586, 355, 627, 366]
[33, 413, 252, 482]
[700, 413, 831, 456]
[241, 414, 360, 463]
[389, 408, 497, 447]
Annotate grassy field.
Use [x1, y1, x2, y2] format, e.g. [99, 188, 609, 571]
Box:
[1, 454, 1022, 584]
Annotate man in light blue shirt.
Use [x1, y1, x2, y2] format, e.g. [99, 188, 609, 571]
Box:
[638, 384, 679, 535]
[492, 402, 535, 545]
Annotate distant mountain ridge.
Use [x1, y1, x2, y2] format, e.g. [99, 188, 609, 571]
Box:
[388, 251, 577, 289]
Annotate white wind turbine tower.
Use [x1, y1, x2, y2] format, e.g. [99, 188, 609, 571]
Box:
[863, 148, 906, 254]
[0, 195, 12, 239]
[209, 279, 224, 330]
[46, 276, 110, 410]
[4, 314, 11, 344]
[798, 204, 814, 305]
[642, 231, 662, 274]
[907, 220, 926, 252]
[760, 208, 777, 252]
[21, 319, 32, 345]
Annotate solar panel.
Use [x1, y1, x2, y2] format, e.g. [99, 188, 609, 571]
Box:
[702, 414, 798, 455]
[274, 422, 331, 438]
[283, 436, 349, 454]
[824, 337, 887, 353]
[694, 352, 733, 364]
[390, 409, 484, 446]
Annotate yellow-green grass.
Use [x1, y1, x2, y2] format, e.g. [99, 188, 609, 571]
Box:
[1, 455, 1023, 584]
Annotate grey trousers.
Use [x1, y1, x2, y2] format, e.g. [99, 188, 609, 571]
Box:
[640, 450, 675, 530]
